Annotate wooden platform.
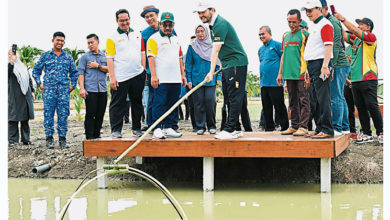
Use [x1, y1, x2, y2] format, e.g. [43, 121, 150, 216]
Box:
[83, 132, 350, 192]
[83, 132, 349, 158]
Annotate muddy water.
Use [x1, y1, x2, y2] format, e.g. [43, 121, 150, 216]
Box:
[8, 178, 382, 220]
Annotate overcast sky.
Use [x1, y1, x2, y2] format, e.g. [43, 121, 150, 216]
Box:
[8, 0, 384, 78]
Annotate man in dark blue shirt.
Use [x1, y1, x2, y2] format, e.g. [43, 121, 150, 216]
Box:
[258, 26, 289, 131]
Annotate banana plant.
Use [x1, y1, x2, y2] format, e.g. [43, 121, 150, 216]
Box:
[64, 47, 86, 121]
[17, 45, 43, 70]
[246, 71, 260, 97]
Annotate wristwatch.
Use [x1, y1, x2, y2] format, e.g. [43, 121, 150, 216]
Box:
[98, 64, 101, 69]
[340, 17, 345, 22]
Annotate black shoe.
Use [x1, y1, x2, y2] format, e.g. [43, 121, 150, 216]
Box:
[141, 126, 149, 131]
[59, 136, 68, 148]
[46, 136, 54, 149]
[133, 130, 143, 137]
[23, 141, 32, 145]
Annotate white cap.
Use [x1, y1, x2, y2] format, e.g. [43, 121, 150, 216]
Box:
[193, 1, 214, 13]
[301, 0, 322, 11]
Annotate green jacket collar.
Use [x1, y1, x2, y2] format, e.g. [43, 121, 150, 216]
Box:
[117, 27, 134, 34]
[314, 15, 324, 24]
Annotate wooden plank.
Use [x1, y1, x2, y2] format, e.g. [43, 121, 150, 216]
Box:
[83, 132, 346, 158]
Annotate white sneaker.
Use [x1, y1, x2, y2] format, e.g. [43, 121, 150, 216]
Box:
[163, 128, 182, 138]
[232, 130, 244, 138]
[334, 130, 343, 136]
[153, 128, 166, 139]
[342, 130, 350, 134]
[215, 130, 236, 139]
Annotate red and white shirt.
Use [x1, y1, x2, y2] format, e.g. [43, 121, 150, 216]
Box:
[304, 16, 334, 61]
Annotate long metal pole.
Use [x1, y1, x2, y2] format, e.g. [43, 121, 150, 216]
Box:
[113, 69, 222, 164]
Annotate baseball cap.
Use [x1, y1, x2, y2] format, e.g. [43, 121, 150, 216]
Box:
[355, 17, 374, 31]
[160, 12, 174, 23]
[140, 5, 159, 18]
[300, 20, 308, 28]
[193, 1, 214, 13]
[319, 0, 327, 7]
[301, 0, 322, 11]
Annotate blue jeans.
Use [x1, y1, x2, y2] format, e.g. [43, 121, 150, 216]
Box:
[330, 66, 350, 132]
[152, 83, 181, 129]
[142, 85, 149, 123]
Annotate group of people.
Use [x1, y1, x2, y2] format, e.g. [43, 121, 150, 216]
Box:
[8, 0, 383, 148]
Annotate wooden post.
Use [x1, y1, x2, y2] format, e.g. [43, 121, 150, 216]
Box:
[97, 156, 108, 189]
[320, 158, 331, 193]
[203, 157, 214, 191]
[135, 156, 143, 164]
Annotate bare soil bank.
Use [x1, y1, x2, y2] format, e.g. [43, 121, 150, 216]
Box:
[8, 120, 383, 184]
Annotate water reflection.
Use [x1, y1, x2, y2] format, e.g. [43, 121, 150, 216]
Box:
[8, 179, 382, 220]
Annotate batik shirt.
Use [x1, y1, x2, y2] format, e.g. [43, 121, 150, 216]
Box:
[281, 30, 309, 80]
[347, 32, 378, 82]
[32, 49, 78, 87]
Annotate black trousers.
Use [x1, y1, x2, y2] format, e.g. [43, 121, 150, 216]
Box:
[193, 85, 216, 130]
[344, 84, 356, 133]
[8, 120, 30, 143]
[352, 80, 383, 136]
[124, 99, 131, 123]
[84, 92, 107, 139]
[187, 87, 197, 129]
[222, 92, 253, 131]
[221, 66, 247, 132]
[307, 59, 333, 135]
[261, 86, 289, 131]
[109, 72, 146, 132]
[307, 77, 318, 131]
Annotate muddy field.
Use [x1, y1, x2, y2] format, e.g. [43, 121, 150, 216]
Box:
[8, 119, 383, 184]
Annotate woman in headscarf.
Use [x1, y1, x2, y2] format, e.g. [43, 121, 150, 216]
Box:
[185, 24, 221, 135]
[8, 48, 35, 145]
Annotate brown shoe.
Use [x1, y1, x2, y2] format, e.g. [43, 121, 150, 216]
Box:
[293, 128, 308, 136]
[304, 131, 318, 138]
[281, 127, 297, 135]
[311, 132, 333, 139]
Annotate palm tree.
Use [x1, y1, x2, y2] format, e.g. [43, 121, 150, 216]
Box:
[17, 45, 43, 70]
[63, 47, 85, 66]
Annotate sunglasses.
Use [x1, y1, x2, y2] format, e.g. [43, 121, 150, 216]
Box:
[162, 23, 174, 28]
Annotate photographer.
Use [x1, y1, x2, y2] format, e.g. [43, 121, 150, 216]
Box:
[334, 11, 383, 144]
[8, 47, 35, 145]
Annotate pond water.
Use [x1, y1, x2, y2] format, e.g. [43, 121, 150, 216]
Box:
[8, 178, 382, 220]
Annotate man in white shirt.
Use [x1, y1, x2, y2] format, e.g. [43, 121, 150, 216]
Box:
[147, 12, 187, 139]
[106, 9, 146, 138]
[301, 0, 334, 139]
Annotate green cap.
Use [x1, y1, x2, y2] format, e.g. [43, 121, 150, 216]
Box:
[300, 20, 308, 28]
[160, 12, 174, 22]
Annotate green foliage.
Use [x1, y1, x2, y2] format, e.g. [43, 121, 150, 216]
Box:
[63, 47, 85, 66]
[34, 87, 43, 101]
[246, 71, 260, 97]
[63, 47, 86, 120]
[71, 87, 84, 121]
[17, 45, 43, 70]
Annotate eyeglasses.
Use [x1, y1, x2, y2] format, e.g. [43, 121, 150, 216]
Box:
[305, 7, 319, 14]
[258, 33, 266, 36]
[162, 23, 174, 28]
[144, 14, 156, 20]
[118, 18, 130, 23]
